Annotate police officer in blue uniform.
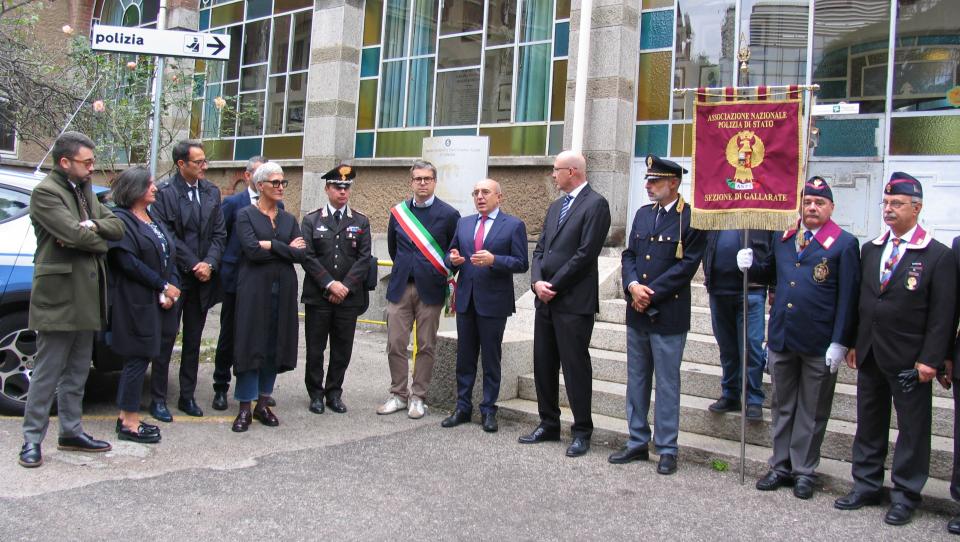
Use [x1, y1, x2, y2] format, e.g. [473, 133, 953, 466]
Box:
[752, 177, 860, 500]
[610, 155, 705, 475]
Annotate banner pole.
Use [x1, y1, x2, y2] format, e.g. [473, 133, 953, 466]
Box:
[740, 230, 750, 485]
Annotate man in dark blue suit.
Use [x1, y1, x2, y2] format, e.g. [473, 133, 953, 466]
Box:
[753, 177, 860, 500]
[610, 155, 705, 474]
[378, 160, 460, 419]
[210, 156, 266, 411]
[440, 179, 528, 433]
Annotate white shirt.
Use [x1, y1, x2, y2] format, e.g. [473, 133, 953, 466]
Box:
[472, 207, 500, 244]
[186, 181, 200, 205]
[879, 224, 917, 280]
[327, 203, 349, 218]
[564, 181, 588, 202]
[412, 195, 435, 208]
[248, 186, 259, 204]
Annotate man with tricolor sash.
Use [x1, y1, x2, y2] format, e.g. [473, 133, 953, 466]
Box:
[377, 160, 460, 419]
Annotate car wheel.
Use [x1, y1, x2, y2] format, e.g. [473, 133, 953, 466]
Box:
[0, 311, 36, 415]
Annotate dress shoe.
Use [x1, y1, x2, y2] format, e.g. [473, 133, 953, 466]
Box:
[326, 395, 347, 414]
[117, 424, 161, 444]
[58, 433, 112, 453]
[565, 437, 590, 457]
[756, 470, 794, 491]
[253, 401, 280, 427]
[18, 443, 42, 468]
[884, 503, 914, 526]
[834, 491, 883, 510]
[657, 454, 678, 475]
[946, 514, 960, 534]
[266, 396, 277, 407]
[178, 397, 204, 417]
[232, 407, 252, 433]
[518, 426, 560, 444]
[793, 477, 814, 499]
[309, 397, 325, 414]
[745, 404, 763, 421]
[408, 397, 426, 419]
[116, 419, 159, 436]
[708, 397, 741, 413]
[149, 400, 173, 423]
[441, 409, 471, 428]
[608, 446, 649, 464]
[482, 412, 498, 433]
[212, 391, 228, 411]
[376, 394, 407, 415]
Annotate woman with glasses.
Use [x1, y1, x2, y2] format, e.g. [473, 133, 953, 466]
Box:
[230, 162, 306, 431]
[106, 166, 181, 444]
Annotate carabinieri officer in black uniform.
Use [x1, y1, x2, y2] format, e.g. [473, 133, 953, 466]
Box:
[301, 164, 372, 415]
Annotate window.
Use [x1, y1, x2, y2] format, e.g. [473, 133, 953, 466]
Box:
[0, 101, 15, 156]
[0, 186, 31, 223]
[93, 0, 160, 28]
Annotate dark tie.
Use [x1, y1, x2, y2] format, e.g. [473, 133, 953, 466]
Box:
[558, 195, 573, 225]
[798, 229, 813, 255]
[880, 237, 902, 291]
[73, 184, 90, 221]
[654, 206, 666, 229]
[192, 186, 201, 207]
[474, 215, 487, 252]
[334, 209, 342, 224]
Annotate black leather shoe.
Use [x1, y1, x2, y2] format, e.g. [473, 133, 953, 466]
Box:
[212, 391, 228, 411]
[308, 397, 325, 414]
[884, 503, 914, 526]
[608, 446, 649, 464]
[834, 491, 883, 510]
[266, 396, 277, 407]
[947, 514, 960, 534]
[657, 454, 678, 475]
[18, 443, 42, 468]
[232, 408, 252, 432]
[441, 409, 471, 428]
[116, 419, 159, 435]
[253, 403, 280, 426]
[746, 404, 763, 421]
[149, 400, 173, 423]
[326, 395, 347, 414]
[756, 470, 794, 491]
[482, 412, 498, 433]
[793, 477, 814, 499]
[518, 426, 561, 444]
[177, 397, 204, 417]
[566, 437, 590, 457]
[57, 433, 112, 453]
[117, 424, 161, 444]
[708, 397, 741, 413]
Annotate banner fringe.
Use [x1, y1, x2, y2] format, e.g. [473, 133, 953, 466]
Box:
[691, 210, 796, 231]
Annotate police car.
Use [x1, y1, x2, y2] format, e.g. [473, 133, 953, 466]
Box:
[0, 167, 118, 415]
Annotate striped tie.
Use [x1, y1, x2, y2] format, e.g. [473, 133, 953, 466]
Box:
[558, 194, 573, 226]
[879, 237, 902, 291]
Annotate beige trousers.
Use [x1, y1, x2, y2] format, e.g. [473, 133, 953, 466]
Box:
[386, 283, 443, 400]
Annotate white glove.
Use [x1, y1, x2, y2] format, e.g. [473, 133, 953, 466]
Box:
[825, 342, 847, 374]
[736, 248, 753, 272]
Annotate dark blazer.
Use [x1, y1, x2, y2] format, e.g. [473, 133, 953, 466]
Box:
[953, 236, 960, 370]
[765, 220, 860, 355]
[386, 197, 460, 306]
[106, 208, 179, 358]
[152, 172, 227, 308]
[855, 227, 956, 373]
[531, 183, 611, 315]
[622, 200, 706, 334]
[702, 229, 776, 292]
[301, 205, 372, 310]
[220, 189, 284, 294]
[448, 211, 529, 318]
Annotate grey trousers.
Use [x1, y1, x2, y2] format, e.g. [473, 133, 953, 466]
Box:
[22, 330, 94, 444]
[767, 349, 837, 479]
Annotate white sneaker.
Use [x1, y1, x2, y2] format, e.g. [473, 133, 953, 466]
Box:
[376, 394, 407, 415]
[408, 397, 426, 419]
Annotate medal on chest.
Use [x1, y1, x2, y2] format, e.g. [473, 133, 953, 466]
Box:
[813, 257, 829, 283]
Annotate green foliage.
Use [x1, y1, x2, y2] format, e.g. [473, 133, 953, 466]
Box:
[711, 459, 729, 472]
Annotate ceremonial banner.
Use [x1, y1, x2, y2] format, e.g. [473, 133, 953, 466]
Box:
[690, 95, 803, 230]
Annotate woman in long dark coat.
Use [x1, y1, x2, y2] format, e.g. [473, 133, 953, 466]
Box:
[231, 162, 306, 432]
[107, 166, 181, 443]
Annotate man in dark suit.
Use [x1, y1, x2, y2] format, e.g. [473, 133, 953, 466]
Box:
[519, 150, 611, 458]
[753, 178, 860, 500]
[835, 173, 956, 526]
[378, 160, 460, 419]
[151, 140, 227, 421]
[947, 235, 960, 535]
[211, 155, 266, 411]
[301, 164, 371, 415]
[609, 155, 704, 474]
[441, 179, 528, 433]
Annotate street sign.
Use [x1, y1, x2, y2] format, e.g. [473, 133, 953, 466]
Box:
[812, 102, 860, 116]
[90, 24, 231, 61]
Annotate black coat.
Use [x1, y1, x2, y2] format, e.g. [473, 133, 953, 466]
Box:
[702, 229, 776, 292]
[233, 206, 305, 374]
[301, 205, 371, 310]
[106, 208, 179, 358]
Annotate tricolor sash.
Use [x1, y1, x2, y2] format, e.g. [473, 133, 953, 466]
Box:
[390, 201, 456, 313]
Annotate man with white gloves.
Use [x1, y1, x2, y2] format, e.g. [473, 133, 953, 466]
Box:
[751, 176, 861, 500]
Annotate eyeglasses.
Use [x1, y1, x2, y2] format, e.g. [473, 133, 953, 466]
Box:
[551, 167, 575, 173]
[68, 157, 96, 167]
[261, 179, 289, 188]
[411, 176, 435, 184]
[187, 159, 210, 166]
[880, 200, 913, 210]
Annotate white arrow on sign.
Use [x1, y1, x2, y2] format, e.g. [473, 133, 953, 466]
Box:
[91, 24, 231, 61]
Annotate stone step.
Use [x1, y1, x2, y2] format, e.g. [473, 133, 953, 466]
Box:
[497, 398, 955, 515]
[515, 374, 955, 481]
[587, 355, 954, 438]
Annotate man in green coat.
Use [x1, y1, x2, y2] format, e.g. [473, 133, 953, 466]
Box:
[18, 131, 124, 468]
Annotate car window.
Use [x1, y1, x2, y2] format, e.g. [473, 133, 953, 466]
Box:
[0, 184, 30, 223]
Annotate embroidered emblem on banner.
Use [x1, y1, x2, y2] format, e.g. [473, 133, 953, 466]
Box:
[725, 130, 766, 190]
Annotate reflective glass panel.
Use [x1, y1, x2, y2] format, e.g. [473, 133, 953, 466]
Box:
[482, 48, 515, 123]
[440, 0, 483, 35]
[361, 47, 381, 77]
[383, 0, 410, 59]
[286, 73, 306, 133]
[520, 0, 551, 43]
[263, 135, 303, 159]
[438, 34, 483, 68]
[435, 69, 481, 125]
[480, 125, 547, 155]
[355, 132, 375, 158]
[892, 0, 960, 112]
[240, 65, 267, 91]
[376, 130, 430, 157]
[411, 0, 438, 55]
[488, 0, 517, 47]
[238, 91, 265, 136]
[637, 51, 670, 120]
[670, 0, 736, 119]
[211, 2, 244, 27]
[639, 9, 673, 50]
[550, 59, 566, 121]
[243, 19, 270, 65]
[516, 43, 551, 122]
[358, 79, 378, 130]
[740, 0, 809, 86]
[379, 61, 407, 128]
[891, 115, 960, 155]
[814, 118, 880, 157]
[363, 0, 384, 46]
[225, 25, 243, 79]
[635, 123, 668, 157]
[290, 11, 312, 71]
[407, 58, 435, 126]
[270, 15, 291, 74]
[670, 123, 692, 157]
[266, 75, 286, 134]
[274, 0, 313, 14]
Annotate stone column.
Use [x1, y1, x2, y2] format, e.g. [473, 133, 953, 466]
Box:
[301, 0, 364, 213]
[565, 0, 638, 245]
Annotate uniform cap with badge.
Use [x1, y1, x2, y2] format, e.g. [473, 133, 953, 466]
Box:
[804, 176, 833, 201]
[322, 163, 356, 189]
[645, 154, 689, 259]
[885, 171, 922, 198]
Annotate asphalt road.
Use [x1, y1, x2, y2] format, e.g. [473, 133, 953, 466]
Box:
[0, 327, 957, 540]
